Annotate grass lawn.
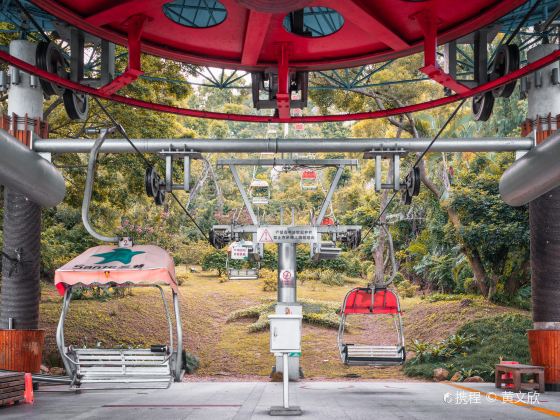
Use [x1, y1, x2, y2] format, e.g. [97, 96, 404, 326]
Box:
[39, 267, 529, 380]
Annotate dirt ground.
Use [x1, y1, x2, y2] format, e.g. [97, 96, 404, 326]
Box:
[39, 267, 527, 380]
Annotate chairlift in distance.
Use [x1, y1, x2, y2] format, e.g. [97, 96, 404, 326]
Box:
[300, 169, 318, 191]
[249, 179, 270, 205]
[337, 286, 406, 367]
[226, 240, 260, 280]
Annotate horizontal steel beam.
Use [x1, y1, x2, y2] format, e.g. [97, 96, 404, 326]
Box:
[33, 138, 533, 154]
[217, 159, 358, 166]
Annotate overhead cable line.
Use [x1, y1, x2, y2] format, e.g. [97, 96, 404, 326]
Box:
[93, 97, 209, 240]
[361, 98, 467, 241]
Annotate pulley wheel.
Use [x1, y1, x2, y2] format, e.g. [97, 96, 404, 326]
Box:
[491, 44, 520, 99]
[472, 91, 494, 122]
[63, 89, 89, 121]
[145, 167, 161, 198]
[154, 190, 165, 206]
[407, 167, 421, 197]
[402, 189, 413, 205]
[36, 41, 67, 96]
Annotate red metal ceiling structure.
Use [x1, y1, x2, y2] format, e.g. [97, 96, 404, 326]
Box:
[7, 0, 544, 122]
[31, 0, 524, 70]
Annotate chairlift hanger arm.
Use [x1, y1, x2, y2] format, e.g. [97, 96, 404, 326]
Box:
[229, 164, 259, 226]
[316, 165, 345, 226]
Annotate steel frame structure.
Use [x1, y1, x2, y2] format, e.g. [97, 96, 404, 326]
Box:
[0, 0, 556, 122]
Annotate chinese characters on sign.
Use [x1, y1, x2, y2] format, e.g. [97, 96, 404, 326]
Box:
[443, 390, 540, 405]
[230, 246, 249, 260]
[257, 226, 318, 244]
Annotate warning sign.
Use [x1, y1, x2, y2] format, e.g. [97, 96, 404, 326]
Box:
[280, 269, 295, 286]
[230, 246, 249, 260]
[257, 226, 318, 244]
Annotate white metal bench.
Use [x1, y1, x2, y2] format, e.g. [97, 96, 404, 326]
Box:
[228, 268, 259, 280]
[69, 348, 173, 387]
[343, 344, 405, 366]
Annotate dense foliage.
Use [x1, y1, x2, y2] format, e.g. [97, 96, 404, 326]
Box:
[404, 313, 532, 381]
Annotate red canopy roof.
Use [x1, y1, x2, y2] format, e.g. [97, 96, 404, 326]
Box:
[342, 288, 401, 315]
[30, 0, 524, 71]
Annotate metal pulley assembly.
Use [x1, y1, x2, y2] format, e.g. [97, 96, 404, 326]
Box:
[35, 40, 90, 121]
[63, 89, 89, 121]
[402, 167, 421, 205]
[145, 166, 165, 205]
[209, 229, 229, 250]
[35, 41, 66, 96]
[341, 229, 362, 249]
[472, 90, 494, 122]
[491, 44, 520, 98]
[472, 43, 520, 122]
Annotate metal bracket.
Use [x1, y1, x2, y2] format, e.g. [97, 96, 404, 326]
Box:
[99, 14, 147, 95]
[158, 148, 203, 193]
[364, 148, 406, 192]
[412, 10, 469, 94]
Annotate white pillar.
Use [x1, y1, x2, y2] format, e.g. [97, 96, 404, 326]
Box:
[8, 40, 43, 122]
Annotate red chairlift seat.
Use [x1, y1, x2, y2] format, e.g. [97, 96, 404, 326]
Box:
[337, 287, 406, 366]
[300, 170, 318, 190]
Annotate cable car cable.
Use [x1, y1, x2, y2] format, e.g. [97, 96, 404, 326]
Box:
[361, 98, 466, 241]
[93, 97, 209, 240]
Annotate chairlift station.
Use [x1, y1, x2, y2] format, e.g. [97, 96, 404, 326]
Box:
[1, 0, 560, 418]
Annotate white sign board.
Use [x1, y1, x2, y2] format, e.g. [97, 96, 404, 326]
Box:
[256, 226, 318, 244]
[230, 246, 249, 260]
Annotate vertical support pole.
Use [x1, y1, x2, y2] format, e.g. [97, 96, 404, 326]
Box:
[523, 43, 560, 391]
[283, 353, 289, 408]
[393, 154, 400, 191]
[100, 40, 115, 85]
[183, 156, 191, 192]
[444, 40, 457, 79]
[277, 243, 297, 303]
[375, 155, 382, 192]
[474, 29, 488, 86]
[276, 43, 291, 120]
[165, 155, 173, 192]
[70, 28, 84, 83]
[0, 40, 45, 373]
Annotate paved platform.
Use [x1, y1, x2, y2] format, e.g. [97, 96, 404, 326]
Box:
[2, 381, 560, 419]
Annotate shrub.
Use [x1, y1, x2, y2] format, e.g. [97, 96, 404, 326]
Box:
[318, 269, 345, 286]
[404, 313, 532, 381]
[396, 279, 418, 298]
[227, 299, 342, 332]
[298, 269, 319, 284]
[201, 250, 227, 276]
[261, 269, 277, 291]
[182, 350, 200, 374]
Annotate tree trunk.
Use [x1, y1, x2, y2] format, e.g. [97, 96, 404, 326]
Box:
[446, 205, 491, 297]
[373, 190, 388, 285]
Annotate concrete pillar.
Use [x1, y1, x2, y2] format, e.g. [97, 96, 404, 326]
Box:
[523, 43, 560, 391]
[0, 40, 45, 373]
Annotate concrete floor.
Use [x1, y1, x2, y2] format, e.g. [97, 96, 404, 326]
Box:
[2, 381, 560, 419]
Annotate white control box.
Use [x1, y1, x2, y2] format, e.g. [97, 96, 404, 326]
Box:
[269, 314, 302, 353]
